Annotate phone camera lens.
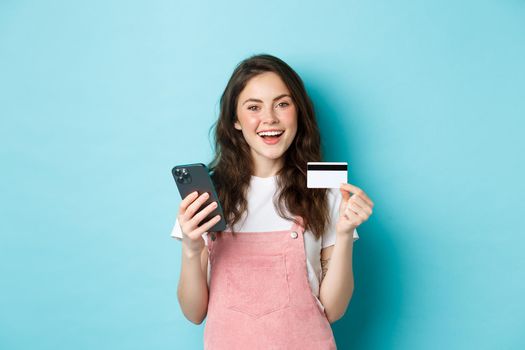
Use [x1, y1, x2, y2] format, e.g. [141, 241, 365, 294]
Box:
[174, 168, 191, 184]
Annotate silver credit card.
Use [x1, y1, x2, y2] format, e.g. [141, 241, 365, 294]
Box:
[307, 162, 348, 188]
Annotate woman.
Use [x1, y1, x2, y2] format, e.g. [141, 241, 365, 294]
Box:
[171, 54, 374, 349]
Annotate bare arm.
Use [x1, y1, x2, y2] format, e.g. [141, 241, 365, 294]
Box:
[318, 235, 355, 324]
[319, 183, 374, 323]
[176, 191, 221, 325]
[177, 243, 209, 324]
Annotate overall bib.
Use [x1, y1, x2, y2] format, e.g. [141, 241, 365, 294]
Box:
[203, 216, 337, 350]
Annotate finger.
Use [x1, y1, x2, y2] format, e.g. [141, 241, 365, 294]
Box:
[181, 220, 206, 241]
[344, 207, 364, 224]
[345, 202, 361, 215]
[351, 194, 373, 215]
[339, 189, 351, 215]
[346, 194, 363, 211]
[342, 210, 356, 223]
[341, 200, 357, 218]
[178, 191, 199, 216]
[339, 188, 351, 202]
[189, 201, 218, 227]
[339, 195, 355, 212]
[194, 214, 222, 236]
[184, 192, 210, 220]
[340, 183, 374, 207]
[346, 203, 368, 221]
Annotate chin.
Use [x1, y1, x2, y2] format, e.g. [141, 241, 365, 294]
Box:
[263, 153, 285, 160]
[255, 149, 286, 161]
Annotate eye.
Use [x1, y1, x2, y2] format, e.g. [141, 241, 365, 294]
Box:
[277, 101, 290, 108]
[248, 105, 260, 111]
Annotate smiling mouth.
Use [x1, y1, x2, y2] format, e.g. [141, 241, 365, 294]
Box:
[257, 130, 285, 138]
[257, 130, 284, 145]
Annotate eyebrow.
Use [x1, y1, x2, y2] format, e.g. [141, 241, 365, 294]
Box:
[242, 93, 291, 106]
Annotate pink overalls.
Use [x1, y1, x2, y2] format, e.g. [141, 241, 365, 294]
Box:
[203, 216, 337, 349]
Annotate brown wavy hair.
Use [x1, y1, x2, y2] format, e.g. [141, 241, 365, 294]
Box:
[207, 54, 329, 239]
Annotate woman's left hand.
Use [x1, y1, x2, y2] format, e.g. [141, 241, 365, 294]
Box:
[336, 183, 374, 236]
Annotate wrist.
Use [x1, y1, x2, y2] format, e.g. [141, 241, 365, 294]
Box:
[181, 237, 204, 259]
[335, 229, 356, 245]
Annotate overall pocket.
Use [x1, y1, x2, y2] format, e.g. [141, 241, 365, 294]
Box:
[225, 254, 290, 318]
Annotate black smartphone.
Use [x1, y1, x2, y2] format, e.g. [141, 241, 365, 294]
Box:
[172, 163, 226, 232]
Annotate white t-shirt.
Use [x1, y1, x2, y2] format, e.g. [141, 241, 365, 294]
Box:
[170, 175, 359, 310]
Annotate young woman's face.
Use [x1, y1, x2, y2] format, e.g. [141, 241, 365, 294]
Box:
[234, 72, 298, 171]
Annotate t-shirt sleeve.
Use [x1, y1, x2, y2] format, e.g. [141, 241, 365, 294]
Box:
[170, 217, 183, 240]
[170, 217, 208, 246]
[321, 188, 360, 249]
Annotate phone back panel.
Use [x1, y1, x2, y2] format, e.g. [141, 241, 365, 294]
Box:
[172, 163, 226, 232]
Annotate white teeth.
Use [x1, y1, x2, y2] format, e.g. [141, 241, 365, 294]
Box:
[257, 130, 284, 137]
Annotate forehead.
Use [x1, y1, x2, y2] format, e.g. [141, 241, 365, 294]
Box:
[239, 71, 290, 98]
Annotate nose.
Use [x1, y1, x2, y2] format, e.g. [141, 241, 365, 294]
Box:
[261, 108, 279, 125]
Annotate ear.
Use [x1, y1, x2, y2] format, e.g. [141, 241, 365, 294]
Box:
[234, 121, 242, 130]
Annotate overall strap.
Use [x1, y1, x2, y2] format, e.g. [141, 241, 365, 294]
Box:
[205, 232, 214, 254]
[290, 216, 305, 233]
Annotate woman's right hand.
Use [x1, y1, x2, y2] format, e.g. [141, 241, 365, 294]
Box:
[178, 191, 222, 255]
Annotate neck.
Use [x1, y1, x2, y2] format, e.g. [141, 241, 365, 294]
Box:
[251, 152, 284, 178]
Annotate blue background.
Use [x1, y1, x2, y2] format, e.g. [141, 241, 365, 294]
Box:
[1, 1, 524, 349]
